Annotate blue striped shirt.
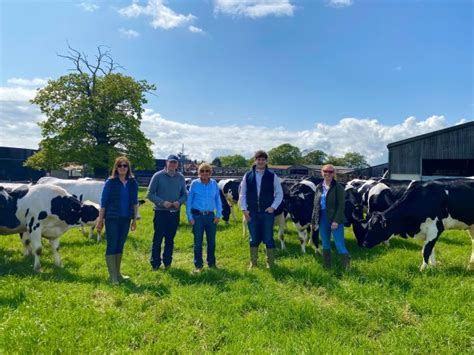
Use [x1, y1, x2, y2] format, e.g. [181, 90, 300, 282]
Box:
[186, 178, 222, 221]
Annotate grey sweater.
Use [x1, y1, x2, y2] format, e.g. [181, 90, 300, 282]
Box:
[147, 169, 188, 211]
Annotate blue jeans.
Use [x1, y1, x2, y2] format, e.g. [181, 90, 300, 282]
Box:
[248, 211, 275, 248]
[150, 210, 180, 268]
[319, 210, 348, 254]
[192, 214, 216, 268]
[105, 217, 131, 255]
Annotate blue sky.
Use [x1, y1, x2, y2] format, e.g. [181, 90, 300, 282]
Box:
[0, 0, 472, 163]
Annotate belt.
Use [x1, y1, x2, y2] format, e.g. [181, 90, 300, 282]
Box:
[191, 208, 214, 216]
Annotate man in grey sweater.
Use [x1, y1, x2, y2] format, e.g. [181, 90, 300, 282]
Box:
[147, 154, 188, 270]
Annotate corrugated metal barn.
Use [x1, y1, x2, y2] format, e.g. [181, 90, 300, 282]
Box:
[388, 121, 474, 180]
[0, 146, 46, 182]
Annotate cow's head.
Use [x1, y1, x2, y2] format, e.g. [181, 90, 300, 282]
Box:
[50, 195, 83, 226]
[0, 187, 21, 230]
[80, 201, 100, 223]
[363, 212, 392, 248]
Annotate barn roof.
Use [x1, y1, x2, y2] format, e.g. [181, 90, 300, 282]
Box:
[387, 121, 474, 148]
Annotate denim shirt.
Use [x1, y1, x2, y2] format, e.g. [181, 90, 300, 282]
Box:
[186, 178, 223, 221]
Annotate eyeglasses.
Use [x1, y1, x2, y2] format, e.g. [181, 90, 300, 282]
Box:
[200, 170, 210, 173]
[118, 164, 128, 168]
[323, 170, 334, 173]
[168, 161, 178, 164]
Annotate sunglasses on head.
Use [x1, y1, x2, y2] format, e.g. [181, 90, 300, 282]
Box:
[118, 164, 128, 168]
[323, 170, 334, 173]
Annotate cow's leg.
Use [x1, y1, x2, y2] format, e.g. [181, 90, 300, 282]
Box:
[294, 223, 307, 253]
[242, 215, 248, 237]
[49, 238, 63, 268]
[231, 206, 237, 222]
[29, 231, 43, 272]
[420, 220, 443, 271]
[20, 233, 32, 256]
[88, 226, 94, 240]
[276, 214, 286, 250]
[97, 228, 102, 243]
[80, 224, 87, 237]
[311, 227, 320, 255]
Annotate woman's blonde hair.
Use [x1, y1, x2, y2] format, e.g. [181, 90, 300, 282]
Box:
[198, 163, 213, 175]
[110, 156, 134, 179]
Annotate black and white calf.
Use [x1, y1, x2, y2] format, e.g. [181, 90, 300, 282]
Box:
[285, 179, 320, 253]
[0, 184, 99, 271]
[218, 179, 241, 223]
[363, 178, 474, 271]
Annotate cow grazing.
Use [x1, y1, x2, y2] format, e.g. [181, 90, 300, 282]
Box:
[218, 179, 241, 223]
[0, 184, 99, 271]
[285, 179, 320, 253]
[363, 179, 474, 270]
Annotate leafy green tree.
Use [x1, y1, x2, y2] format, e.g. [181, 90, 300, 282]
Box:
[25, 46, 155, 177]
[211, 157, 222, 167]
[268, 144, 302, 165]
[324, 155, 346, 166]
[342, 152, 369, 168]
[302, 150, 327, 165]
[220, 154, 248, 167]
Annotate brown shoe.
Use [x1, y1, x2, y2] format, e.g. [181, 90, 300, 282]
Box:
[341, 253, 351, 271]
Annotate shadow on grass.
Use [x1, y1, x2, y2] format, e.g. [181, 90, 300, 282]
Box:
[269, 262, 340, 290]
[166, 266, 258, 292]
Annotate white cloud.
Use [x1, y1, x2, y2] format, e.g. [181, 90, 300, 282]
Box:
[7, 77, 49, 87]
[79, 2, 100, 12]
[118, 0, 197, 30]
[119, 28, 141, 38]
[140, 109, 462, 164]
[214, 0, 295, 18]
[327, 0, 353, 8]
[188, 25, 204, 34]
[1, 78, 469, 165]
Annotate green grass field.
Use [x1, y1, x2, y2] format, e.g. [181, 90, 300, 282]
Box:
[1, 188, 473, 353]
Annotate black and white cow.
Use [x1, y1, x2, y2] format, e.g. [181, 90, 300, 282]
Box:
[343, 185, 366, 246]
[0, 184, 99, 271]
[37, 177, 145, 241]
[218, 179, 241, 223]
[363, 178, 474, 271]
[285, 179, 321, 253]
[366, 179, 415, 215]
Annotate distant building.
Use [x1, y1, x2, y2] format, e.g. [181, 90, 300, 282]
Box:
[0, 146, 45, 182]
[388, 121, 474, 180]
[347, 163, 389, 180]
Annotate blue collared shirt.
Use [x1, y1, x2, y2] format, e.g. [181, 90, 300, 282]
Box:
[186, 178, 223, 221]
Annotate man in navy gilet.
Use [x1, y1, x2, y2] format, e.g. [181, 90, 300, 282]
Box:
[239, 150, 283, 269]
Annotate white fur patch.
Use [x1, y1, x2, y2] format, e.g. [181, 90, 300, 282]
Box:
[299, 180, 316, 192]
[442, 214, 470, 230]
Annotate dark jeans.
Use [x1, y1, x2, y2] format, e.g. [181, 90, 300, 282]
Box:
[192, 213, 216, 268]
[247, 211, 275, 248]
[105, 217, 131, 255]
[150, 210, 180, 268]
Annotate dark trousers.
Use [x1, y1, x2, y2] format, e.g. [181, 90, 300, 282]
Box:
[105, 217, 131, 255]
[150, 210, 180, 268]
[192, 214, 216, 268]
[248, 211, 275, 248]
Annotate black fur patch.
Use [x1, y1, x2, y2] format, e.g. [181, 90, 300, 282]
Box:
[25, 208, 30, 217]
[50, 196, 82, 225]
[38, 211, 47, 220]
[25, 239, 30, 245]
[33, 223, 40, 231]
[28, 217, 35, 233]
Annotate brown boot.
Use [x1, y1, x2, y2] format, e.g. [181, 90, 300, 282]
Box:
[248, 247, 258, 270]
[322, 249, 331, 269]
[116, 254, 130, 282]
[341, 253, 351, 271]
[266, 248, 275, 269]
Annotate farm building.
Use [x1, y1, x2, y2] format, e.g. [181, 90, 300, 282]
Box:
[0, 146, 45, 182]
[388, 121, 474, 180]
[347, 163, 389, 180]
